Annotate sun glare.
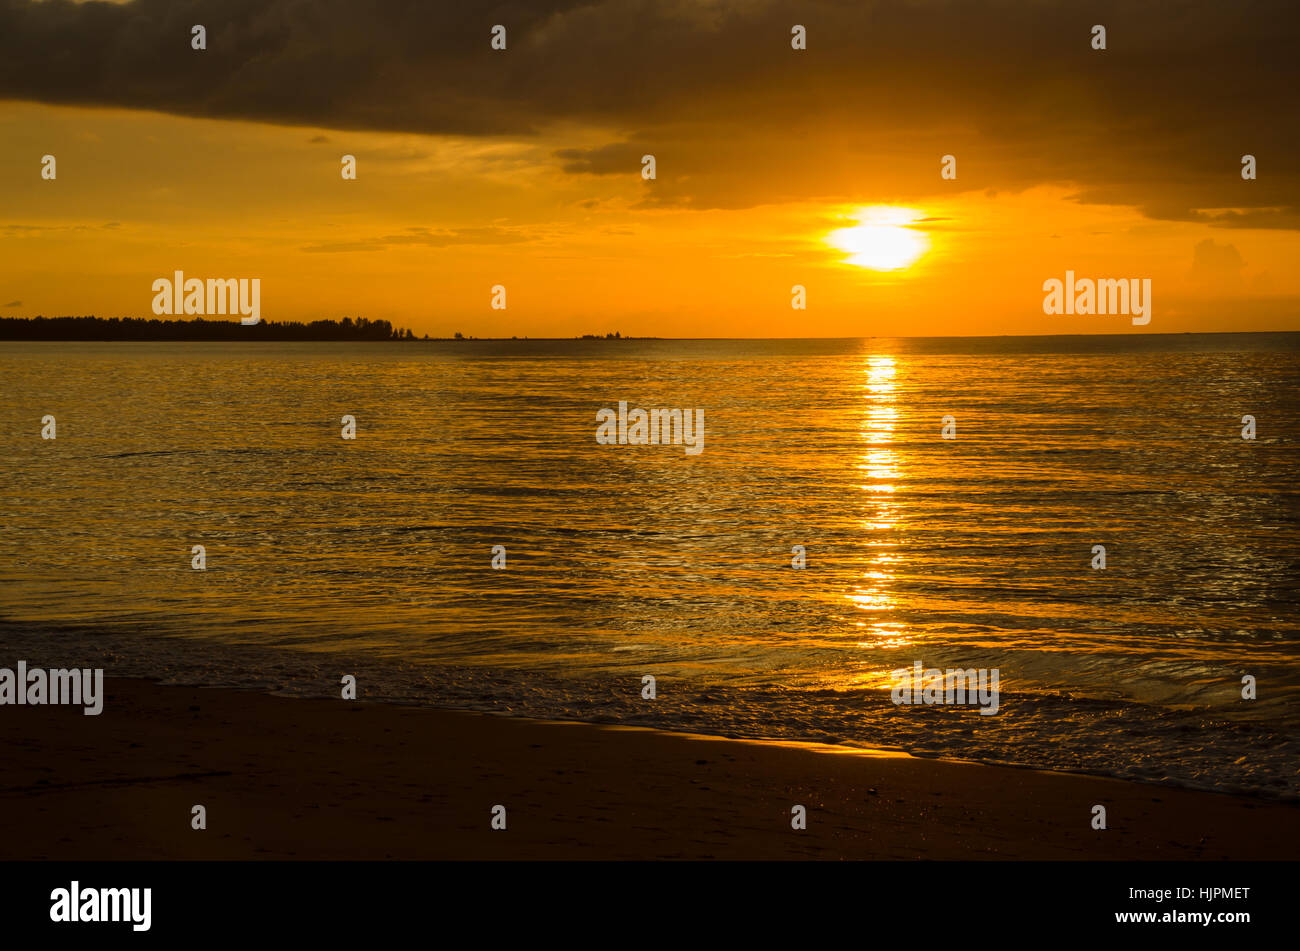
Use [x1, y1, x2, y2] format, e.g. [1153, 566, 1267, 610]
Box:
[828, 207, 930, 271]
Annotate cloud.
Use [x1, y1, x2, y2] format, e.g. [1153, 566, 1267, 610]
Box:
[1192, 239, 1245, 273]
[1189, 238, 1247, 291]
[301, 226, 531, 253]
[555, 142, 649, 175]
[3, 300, 21, 307]
[1, 0, 1296, 220]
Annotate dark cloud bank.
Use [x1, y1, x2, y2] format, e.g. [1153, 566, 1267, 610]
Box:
[1, 0, 1296, 221]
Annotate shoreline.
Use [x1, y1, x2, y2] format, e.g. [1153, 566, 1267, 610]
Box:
[1, 623, 1295, 803]
[5, 330, 1300, 342]
[1, 677, 1295, 860]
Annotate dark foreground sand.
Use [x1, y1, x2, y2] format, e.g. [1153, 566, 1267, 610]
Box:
[0, 678, 1294, 860]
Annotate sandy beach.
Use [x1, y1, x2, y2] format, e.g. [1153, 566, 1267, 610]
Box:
[0, 677, 1293, 861]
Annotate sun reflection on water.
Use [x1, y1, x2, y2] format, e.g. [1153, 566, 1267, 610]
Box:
[848, 355, 909, 650]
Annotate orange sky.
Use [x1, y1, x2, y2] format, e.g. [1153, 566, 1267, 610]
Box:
[1, 1, 1297, 337]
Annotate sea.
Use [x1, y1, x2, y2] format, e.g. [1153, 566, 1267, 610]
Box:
[2, 333, 1297, 797]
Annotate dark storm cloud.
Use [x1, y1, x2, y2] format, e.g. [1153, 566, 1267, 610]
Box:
[1, 0, 1296, 222]
[554, 142, 649, 175]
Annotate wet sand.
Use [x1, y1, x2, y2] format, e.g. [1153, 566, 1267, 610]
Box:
[0, 677, 1293, 860]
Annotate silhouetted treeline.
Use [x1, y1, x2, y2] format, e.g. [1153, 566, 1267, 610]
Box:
[0, 316, 417, 341]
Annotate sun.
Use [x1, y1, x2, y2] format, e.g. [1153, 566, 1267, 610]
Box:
[828, 207, 930, 271]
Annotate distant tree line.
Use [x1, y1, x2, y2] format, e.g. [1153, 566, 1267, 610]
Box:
[0, 316, 417, 341]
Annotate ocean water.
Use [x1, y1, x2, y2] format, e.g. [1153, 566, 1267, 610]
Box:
[2, 334, 1298, 797]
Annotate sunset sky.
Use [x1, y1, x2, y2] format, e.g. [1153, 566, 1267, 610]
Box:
[1, 0, 1297, 337]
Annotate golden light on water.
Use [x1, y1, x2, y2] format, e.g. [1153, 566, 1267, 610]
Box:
[828, 207, 930, 271]
[849, 355, 910, 652]
[858, 356, 899, 493]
